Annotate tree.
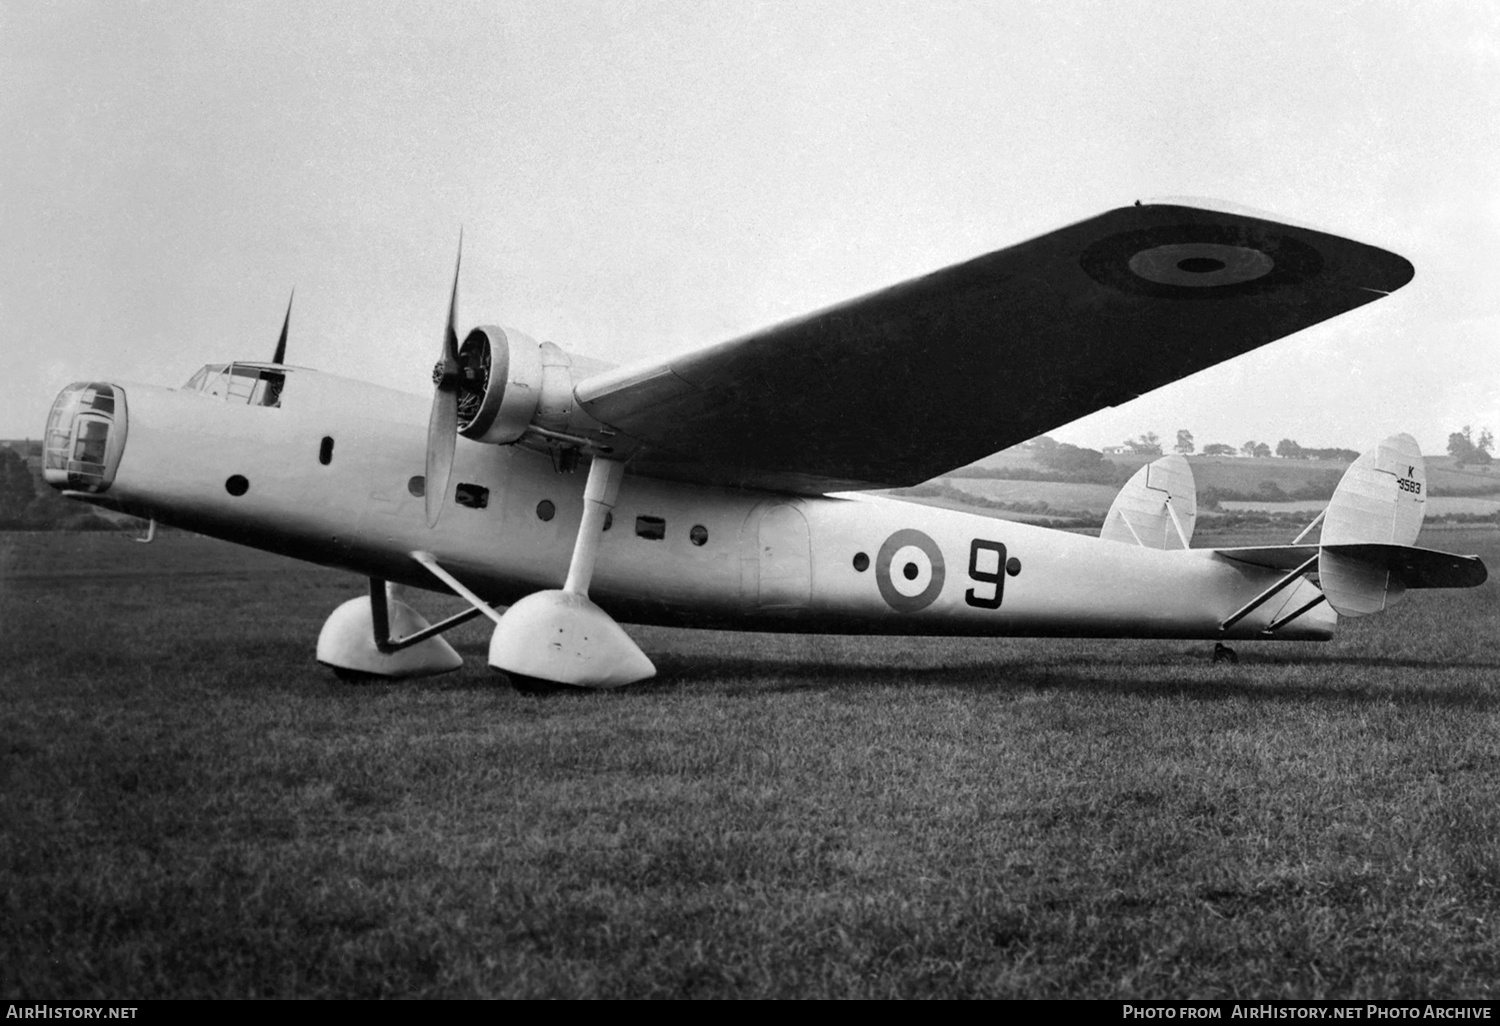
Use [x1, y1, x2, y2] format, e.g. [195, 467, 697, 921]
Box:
[1174, 429, 1194, 455]
[1253, 442, 1272, 459]
[1275, 438, 1303, 459]
[1449, 426, 1492, 467]
[0, 447, 35, 525]
[1125, 432, 1162, 456]
[1202, 443, 1236, 456]
[1241, 441, 1259, 458]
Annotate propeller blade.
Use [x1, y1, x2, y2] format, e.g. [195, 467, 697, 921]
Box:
[425, 385, 458, 527]
[424, 234, 463, 527]
[272, 288, 293, 364]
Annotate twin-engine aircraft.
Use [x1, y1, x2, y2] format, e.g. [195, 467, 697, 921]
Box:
[42, 203, 1487, 687]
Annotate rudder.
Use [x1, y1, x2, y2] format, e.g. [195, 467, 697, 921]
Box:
[1319, 433, 1425, 616]
[1101, 454, 1196, 550]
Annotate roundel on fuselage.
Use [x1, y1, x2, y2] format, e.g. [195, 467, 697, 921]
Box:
[875, 529, 945, 612]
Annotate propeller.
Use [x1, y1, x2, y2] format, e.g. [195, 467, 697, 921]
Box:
[424, 232, 463, 527]
[271, 288, 294, 364]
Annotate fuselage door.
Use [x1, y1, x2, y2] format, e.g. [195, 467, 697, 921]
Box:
[750, 502, 812, 610]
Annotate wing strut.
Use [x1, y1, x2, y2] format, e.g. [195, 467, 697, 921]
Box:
[1292, 508, 1326, 545]
[1262, 593, 1329, 634]
[1218, 555, 1319, 633]
[1164, 497, 1192, 551]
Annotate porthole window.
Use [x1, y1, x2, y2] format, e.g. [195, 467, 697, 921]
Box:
[318, 436, 334, 465]
[536, 500, 555, 522]
[635, 515, 666, 541]
[689, 524, 708, 546]
[1006, 557, 1022, 577]
[225, 475, 249, 496]
[853, 552, 870, 572]
[408, 475, 425, 497]
[455, 483, 489, 509]
[603, 511, 613, 531]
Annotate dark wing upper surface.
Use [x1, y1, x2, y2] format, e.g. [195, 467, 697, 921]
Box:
[575, 203, 1414, 494]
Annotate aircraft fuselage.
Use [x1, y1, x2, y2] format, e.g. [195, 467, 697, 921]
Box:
[54, 367, 1334, 642]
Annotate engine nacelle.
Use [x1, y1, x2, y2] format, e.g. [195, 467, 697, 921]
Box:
[455, 326, 546, 444]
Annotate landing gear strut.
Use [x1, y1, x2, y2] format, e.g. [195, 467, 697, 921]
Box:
[487, 456, 655, 689]
[1212, 642, 1239, 665]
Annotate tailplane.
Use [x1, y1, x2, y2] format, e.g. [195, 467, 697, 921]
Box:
[1205, 433, 1485, 631]
[1319, 433, 1430, 615]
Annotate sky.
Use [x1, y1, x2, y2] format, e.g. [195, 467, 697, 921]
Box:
[3, 0, 1497, 458]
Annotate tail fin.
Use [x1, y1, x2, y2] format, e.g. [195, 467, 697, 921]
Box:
[1101, 454, 1196, 550]
[1205, 433, 1484, 629]
[1322, 433, 1425, 547]
[1319, 433, 1427, 615]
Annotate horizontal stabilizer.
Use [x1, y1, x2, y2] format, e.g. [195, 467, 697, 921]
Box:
[1323, 543, 1488, 590]
[1101, 454, 1196, 549]
[1210, 545, 1318, 572]
[1208, 541, 1486, 618]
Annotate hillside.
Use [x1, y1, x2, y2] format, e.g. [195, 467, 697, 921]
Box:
[934, 442, 1500, 527]
[955, 445, 1498, 497]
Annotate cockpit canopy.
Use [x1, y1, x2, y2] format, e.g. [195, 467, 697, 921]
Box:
[44, 382, 127, 493]
[183, 363, 287, 407]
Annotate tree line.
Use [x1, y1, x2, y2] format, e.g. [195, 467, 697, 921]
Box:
[0, 443, 132, 530]
[1114, 430, 1359, 461]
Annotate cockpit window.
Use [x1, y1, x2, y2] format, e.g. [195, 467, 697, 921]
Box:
[43, 382, 127, 493]
[183, 363, 285, 407]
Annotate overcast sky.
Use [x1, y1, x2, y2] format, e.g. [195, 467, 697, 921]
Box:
[3, 0, 1496, 458]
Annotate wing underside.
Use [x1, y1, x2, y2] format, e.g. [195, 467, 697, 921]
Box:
[575, 203, 1413, 493]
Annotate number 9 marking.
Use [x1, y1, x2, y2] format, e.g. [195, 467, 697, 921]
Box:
[965, 539, 1008, 610]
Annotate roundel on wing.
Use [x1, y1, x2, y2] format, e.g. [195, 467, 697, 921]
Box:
[1080, 223, 1323, 299]
[875, 529, 945, 612]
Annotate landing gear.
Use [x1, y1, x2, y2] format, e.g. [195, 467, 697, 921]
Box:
[1212, 642, 1239, 665]
[487, 457, 655, 689]
[316, 585, 469, 679]
[410, 456, 655, 690]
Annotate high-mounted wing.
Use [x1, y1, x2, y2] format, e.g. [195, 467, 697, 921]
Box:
[575, 203, 1413, 493]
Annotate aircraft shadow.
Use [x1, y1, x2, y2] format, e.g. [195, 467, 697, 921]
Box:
[635, 652, 1500, 710]
[410, 640, 1499, 709]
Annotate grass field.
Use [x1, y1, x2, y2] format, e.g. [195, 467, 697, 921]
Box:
[2, 528, 1499, 999]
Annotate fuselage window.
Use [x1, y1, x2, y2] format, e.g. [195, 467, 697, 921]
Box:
[689, 525, 708, 546]
[537, 500, 555, 522]
[408, 476, 425, 497]
[319, 436, 334, 465]
[455, 483, 489, 509]
[635, 515, 666, 541]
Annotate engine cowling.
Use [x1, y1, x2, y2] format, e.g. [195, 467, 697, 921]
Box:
[455, 326, 545, 444]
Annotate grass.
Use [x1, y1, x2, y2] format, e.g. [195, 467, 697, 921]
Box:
[1, 527, 1498, 998]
